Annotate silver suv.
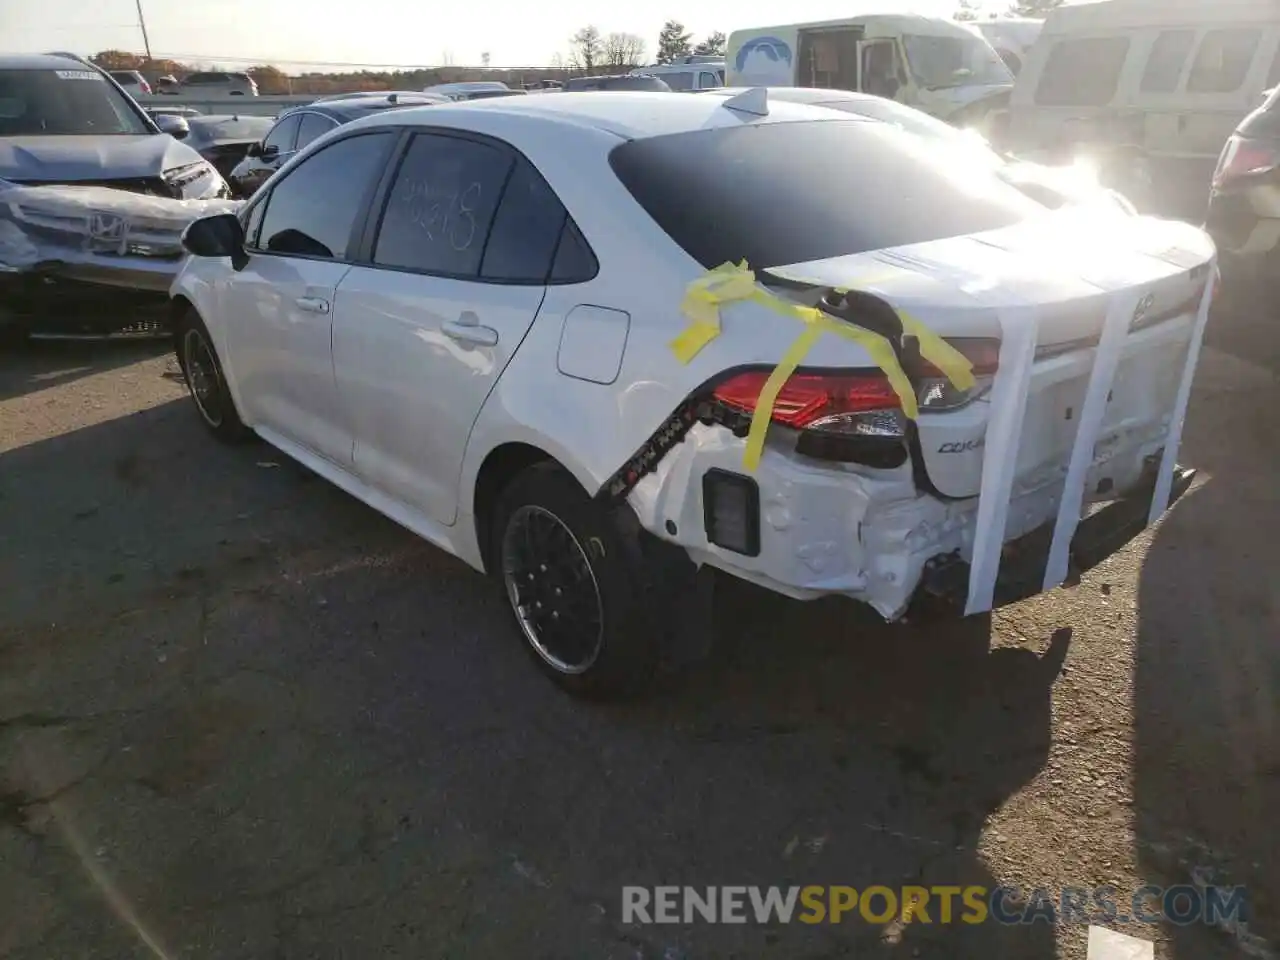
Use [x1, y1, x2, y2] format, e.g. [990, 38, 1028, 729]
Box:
[177, 71, 258, 97]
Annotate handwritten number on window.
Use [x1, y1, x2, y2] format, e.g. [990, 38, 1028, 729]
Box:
[402, 179, 483, 252]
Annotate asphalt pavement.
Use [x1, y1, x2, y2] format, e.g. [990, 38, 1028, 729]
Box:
[0, 309, 1275, 960]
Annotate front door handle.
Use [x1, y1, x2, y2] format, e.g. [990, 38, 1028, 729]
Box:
[441, 312, 499, 347]
[295, 296, 330, 314]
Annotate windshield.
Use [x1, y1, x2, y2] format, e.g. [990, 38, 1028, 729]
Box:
[902, 34, 1012, 90]
[0, 68, 150, 136]
[609, 119, 1041, 270]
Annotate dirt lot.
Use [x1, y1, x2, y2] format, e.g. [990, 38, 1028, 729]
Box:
[0, 313, 1276, 960]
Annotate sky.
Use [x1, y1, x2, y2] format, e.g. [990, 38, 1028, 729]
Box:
[1, 0, 1012, 70]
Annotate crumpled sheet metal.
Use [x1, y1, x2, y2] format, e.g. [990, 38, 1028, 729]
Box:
[0, 178, 241, 274]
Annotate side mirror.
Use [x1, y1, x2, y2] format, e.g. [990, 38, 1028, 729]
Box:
[155, 114, 190, 139]
[246, 141, 270, 159]
[182, 213, 248, 270]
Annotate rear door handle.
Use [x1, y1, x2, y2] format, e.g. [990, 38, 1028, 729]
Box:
[442, 312, 499, 347]
[295, 296, 330, 314]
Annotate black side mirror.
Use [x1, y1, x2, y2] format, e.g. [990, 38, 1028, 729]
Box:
[182, 213, 248, 270]
[246, 141, 270, 159]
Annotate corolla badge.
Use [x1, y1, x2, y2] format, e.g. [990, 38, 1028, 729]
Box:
[734, 36, 793, 84]
[87, 212, 130, 253]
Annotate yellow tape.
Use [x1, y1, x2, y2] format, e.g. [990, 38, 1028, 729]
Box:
[671, 261, 975, 471]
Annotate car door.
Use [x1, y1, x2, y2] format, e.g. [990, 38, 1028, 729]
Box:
[221, 130, 397, 465]
[232, 113, 300, 197]
[333, 131, 565, 525]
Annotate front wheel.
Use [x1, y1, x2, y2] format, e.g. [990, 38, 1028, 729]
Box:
[174, 309, 249, 443]
[491, 463, 661, 698]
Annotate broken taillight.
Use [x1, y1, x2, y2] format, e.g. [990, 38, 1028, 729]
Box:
[905, 337, 1000, 413]
[712, 369, 905, 435]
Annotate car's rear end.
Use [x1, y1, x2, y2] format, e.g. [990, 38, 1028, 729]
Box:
[607, 114, 1215, 619]
[1206, 88, 1280, 292]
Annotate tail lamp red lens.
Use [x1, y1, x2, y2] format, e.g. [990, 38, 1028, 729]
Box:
[1214, 136, 1279, 188]
[712, 370, 903, 428]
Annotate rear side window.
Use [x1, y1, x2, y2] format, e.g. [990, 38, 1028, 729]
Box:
[372, 132, 513, 277]
[1035, 37, 1130, 106]
[1187, 30, 1260, 93]
[608, 120, 1042, 271]
[255, 132, 392, 259]
[480, 159, 567, 282]
[1141, 30, 1195, 93]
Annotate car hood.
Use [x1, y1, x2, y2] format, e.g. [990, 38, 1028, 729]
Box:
[0, 135, 205, 183]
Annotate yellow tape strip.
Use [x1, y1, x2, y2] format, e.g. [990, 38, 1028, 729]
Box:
[671, 261, 975, 471]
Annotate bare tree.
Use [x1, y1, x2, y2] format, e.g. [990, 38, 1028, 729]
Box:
[549, 52, 566, 73]
[693, 31, 726, 57]
[954, 0, 980, 20]
[569, 25, 604, 73]
[1009, 0, 1063, 14]
[603, 32, 646, 69]
[481, 51, 491, 68]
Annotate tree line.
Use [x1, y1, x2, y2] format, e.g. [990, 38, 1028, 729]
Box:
[954, 0, 1064, 20]
[561, 21, 726, 73]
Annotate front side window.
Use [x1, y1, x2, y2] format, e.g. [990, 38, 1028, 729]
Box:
[0, 68, 149, 136]
[262, 114, 301, 155]
[1035, 37, 1129, 106]
[699, 71, 722, 89]
[664, 72, 694, 91]
[1188, 29, 1260, 94]
[255, 132, 392, 259]
[902, 33, 1012, 90]
[1141, 30, 1195, 93]
[609, 119, 1042, 271]
[372, 133, 513, 277]
[295, 113, 337, 152]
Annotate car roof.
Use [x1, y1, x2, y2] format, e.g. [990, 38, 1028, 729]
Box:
[0, 52, 91, 70]
[357, 90, 868, 141]
[283, 94, 444, 123]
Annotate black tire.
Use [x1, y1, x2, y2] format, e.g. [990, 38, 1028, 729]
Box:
[491, 462, 660, 699]
[174, 308, 249, 443]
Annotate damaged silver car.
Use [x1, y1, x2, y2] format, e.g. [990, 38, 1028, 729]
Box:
[0, 52, 234, 339]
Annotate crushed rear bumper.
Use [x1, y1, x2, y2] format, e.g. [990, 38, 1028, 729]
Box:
[915, 457, 1196, 613]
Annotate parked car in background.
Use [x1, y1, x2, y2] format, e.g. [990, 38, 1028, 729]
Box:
[0, 52, 231, 338]
[177, 71, 258, 97]
[563, 74, 672, 92]
[705, 86, 1137, 212]
[629, 57, 724, 91]
[1006, 0, 1280, 220]
[147, 105, 204, 119]
[225, 92, 444, 197]
[423, 81, 526, 101]
[177, 114, 276, 180]
[109, 69, 152, 96]
[1206, 84, 1280, 295]
[171, 90, 1209, 697]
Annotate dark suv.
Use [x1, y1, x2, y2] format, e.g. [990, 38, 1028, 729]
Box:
[1206, 88, 1280, 293]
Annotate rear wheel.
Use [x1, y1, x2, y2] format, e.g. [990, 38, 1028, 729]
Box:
[175, 308, 249, 443]
[492, 463, 661, 698]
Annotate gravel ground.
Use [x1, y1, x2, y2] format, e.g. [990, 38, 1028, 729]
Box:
[0, 309, 1275, 960]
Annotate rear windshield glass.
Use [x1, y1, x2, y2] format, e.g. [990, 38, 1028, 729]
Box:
[0, 68, 150, 136]
[608, 119, 1042, 270]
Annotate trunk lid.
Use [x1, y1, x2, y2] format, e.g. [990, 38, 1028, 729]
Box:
[767, 212, 1215, 499]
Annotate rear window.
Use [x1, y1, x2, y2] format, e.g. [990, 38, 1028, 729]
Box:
[1035, 37, 1130, 106]
[608, 120, 1042, 270]
[0, 68, 150, 136]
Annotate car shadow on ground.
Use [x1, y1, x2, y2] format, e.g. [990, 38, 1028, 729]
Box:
[1133, 325, 1280, 956]
[0, 336, 173, 404]
[0, 393, 1066, 959]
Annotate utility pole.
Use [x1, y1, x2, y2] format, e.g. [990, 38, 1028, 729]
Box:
[135, 0, 153, 61]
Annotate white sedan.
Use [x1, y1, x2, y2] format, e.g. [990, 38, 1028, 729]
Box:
[171, 90, 1214, 697]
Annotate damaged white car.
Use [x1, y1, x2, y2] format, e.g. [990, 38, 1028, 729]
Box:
[170, 91, 1215, 697]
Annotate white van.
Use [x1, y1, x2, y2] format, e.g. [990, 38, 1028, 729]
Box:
[1007, 0, 1280, 217]
[725, 13, 1014, 125]
[178, 71, 258, 97]
[628, 57, 725, 92]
